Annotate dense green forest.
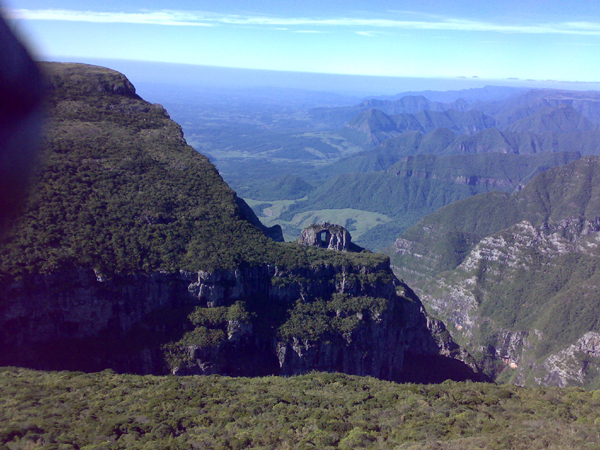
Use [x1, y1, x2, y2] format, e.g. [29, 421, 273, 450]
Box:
[0, 63, 275, 279]
[1, 63, 425, 382]
[0, 63, 390, 284]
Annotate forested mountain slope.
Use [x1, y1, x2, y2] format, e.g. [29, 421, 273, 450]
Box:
[1, 63, 287, 280]
[389, 157, 600, 387]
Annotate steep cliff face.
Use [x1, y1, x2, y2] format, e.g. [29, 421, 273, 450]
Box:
[0, 62, 481, 384]
[390, 158, 600, 387]
[1, 257, 482, 383]
[422, 216, 600, 387]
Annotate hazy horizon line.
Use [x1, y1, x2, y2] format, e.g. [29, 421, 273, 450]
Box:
[45, 57, 600, 96]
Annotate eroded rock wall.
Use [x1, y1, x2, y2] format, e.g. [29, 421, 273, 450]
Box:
[0, 259, 483, 383]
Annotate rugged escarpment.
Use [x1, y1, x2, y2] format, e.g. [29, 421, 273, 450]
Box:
[420, 216, 600, 387]
[0, 249, 481, 383]
[0, 62, 481, 383]
[389, 157, 600, 388]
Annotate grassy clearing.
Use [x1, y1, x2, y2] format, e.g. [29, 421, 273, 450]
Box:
[244, 199, 392, 242]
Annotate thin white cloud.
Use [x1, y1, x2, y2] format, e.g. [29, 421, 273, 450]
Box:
[7, 8, 213, 26]
[8, 8, 600, 36]
[293, 30, 325, 34]
[355, 31, 385, 37]
[386, 10, 450, 21]
[559, 42, 600, 46]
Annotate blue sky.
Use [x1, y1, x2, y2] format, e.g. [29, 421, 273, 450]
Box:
[4, 0, 600, 84]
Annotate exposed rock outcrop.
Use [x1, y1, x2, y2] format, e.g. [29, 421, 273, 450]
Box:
[537, 332, 600, 387]
[298, 223, 365, 252]
[404, 215, 600, 387]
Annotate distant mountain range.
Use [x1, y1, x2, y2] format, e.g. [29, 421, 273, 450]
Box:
[309, 95, 472, 129]
[279, 151, 580, 250]
[373, 85, 527, 103]
[310, 88, 600, 134]
[240, 85, 600, 255]
[345, 108, 496, 145]
[504, 104, 599, 134]
[329, 113, 600, 177]
[342, 97, 600, 148]
[487, 89, 600, 127]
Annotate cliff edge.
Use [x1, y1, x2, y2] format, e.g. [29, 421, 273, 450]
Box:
[0, 63, 483, 383]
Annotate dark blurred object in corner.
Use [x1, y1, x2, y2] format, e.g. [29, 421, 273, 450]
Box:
[0, 12, 44, 233]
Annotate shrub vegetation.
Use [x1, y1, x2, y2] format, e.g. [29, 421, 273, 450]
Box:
[2, 367, 600, 450]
